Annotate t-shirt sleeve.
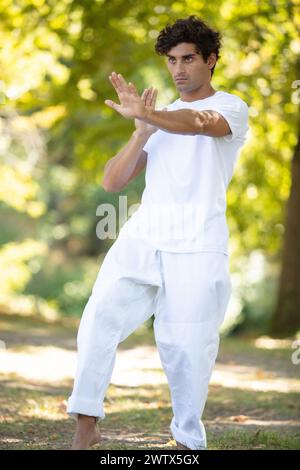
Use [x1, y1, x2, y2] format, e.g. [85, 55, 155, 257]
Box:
[209, 98, 249, 142]
[142, 136, 152, 153]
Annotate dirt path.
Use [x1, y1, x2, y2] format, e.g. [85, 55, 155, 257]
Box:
[0, 313, 299, 450]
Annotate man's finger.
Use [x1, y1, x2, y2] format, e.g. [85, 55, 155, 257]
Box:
[111, 72, 127, 93]
[128, 82, 138, 96]
[109, 74, 122, 94]
[104, 99, 121, 112]
[110, 72, 127, 92]
[141, 89, 148, 103]
[150, 88, 158, 106]
[117, 73, 129, 89]
[145, 87, 152, 107]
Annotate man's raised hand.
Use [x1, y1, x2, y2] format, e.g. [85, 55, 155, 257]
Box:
[135, 87, 164, 136]
[105, 72, 146, 119]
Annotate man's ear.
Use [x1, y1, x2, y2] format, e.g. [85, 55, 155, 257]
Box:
[207, 52, 217, 71]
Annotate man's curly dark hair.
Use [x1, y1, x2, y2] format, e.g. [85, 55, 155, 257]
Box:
[155, 15, 222, 77]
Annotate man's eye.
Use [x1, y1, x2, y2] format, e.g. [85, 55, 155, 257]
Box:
[168, 57, 193, 63]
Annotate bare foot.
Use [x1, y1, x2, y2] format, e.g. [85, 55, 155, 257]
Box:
[176, 440, 191, 450]
[71, 414, 101, 450]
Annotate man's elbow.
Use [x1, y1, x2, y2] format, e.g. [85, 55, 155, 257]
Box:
[194, 110, 232, 137]
[102, 184, 118, 193]
[102, 178, 122, 193]
[102, 183, 122, 193]
[193, 112, 206, 135]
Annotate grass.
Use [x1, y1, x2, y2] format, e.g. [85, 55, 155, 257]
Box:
[0, 312, 299, 450]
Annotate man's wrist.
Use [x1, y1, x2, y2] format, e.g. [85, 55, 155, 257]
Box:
[137, 106, 152, 121]
[132, 129, 153, 139]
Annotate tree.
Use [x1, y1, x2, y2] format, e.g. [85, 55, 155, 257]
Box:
[270, 61, 300, 336]
[1, 0, 299, 327]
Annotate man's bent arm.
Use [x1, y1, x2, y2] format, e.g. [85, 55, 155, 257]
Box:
[139, 108, 231, 138]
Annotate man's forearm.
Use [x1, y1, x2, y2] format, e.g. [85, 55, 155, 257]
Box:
[102, 130, 150, 192]
[140, 108, 201, 135]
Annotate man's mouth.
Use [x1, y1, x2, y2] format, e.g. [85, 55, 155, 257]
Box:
[175, 77, 188, 82]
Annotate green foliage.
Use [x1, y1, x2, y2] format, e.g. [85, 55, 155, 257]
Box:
[0, 0, 299, 324]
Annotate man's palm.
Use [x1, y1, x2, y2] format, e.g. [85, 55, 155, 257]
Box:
[105, 72, 146, 119]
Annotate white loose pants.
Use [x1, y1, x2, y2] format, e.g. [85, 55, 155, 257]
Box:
[67, 235, 232, 450]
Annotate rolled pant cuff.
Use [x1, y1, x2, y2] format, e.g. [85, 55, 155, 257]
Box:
[66, 395, 106, 421]
[170, 418, 207, 450]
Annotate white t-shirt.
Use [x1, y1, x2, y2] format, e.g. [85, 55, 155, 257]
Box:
[118, 90, 249, 254]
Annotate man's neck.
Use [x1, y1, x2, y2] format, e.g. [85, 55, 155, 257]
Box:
[179, 84, 216, 102]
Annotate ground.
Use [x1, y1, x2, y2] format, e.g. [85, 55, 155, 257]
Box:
[0, 313, 299, 450]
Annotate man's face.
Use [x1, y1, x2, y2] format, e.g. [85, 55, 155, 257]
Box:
[165, 42, 216, 92]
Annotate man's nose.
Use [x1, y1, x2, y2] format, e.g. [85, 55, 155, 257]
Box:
[175, 64, 186, 74]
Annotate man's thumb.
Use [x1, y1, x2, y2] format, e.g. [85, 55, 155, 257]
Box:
[105, 99, 116, 108]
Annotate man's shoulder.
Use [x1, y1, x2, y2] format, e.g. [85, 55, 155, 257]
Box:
[157, 92, 249, 112]
[216, 90, 249, 108]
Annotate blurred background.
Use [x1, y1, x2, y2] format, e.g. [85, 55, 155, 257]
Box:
[0, 0, 299, 450]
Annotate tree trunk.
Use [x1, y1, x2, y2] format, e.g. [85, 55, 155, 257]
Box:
[269, 110, 300, 337]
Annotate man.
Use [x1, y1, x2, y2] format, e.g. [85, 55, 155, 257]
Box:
[67, 15, 249, 450]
